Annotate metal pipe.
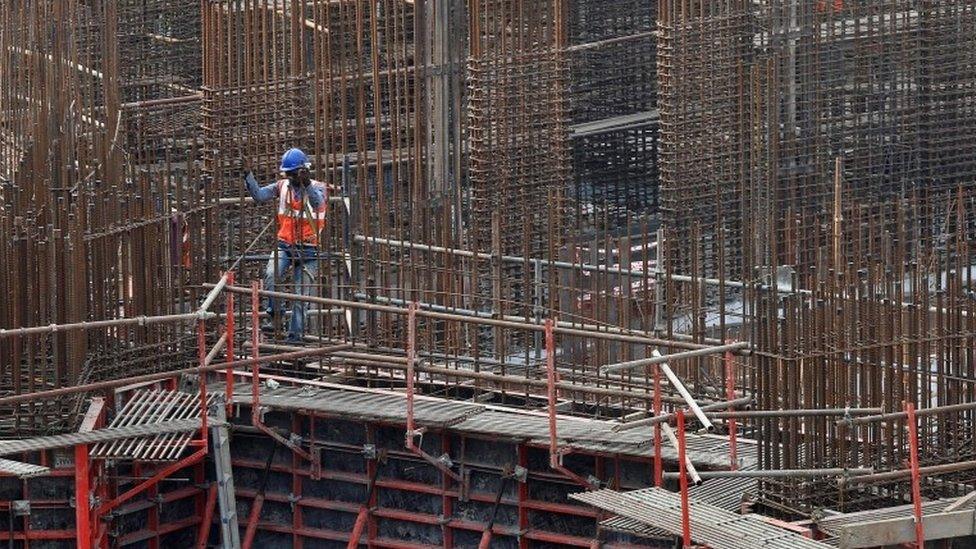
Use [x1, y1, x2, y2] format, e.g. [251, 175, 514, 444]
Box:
[724, 350, 737, 470]
[840, 461, 976, 486]
[204, 332, 228, 366]
[676, 410, 693, 548]
[0, 344, 353, 407]
[565, 31, 661, 52]
[225, 271, 236, 413]
[663, 468, 873, 480]
[705, 408, 882, 419]
[841, 400, 976, 425]
[662, 421, 702, 486]
[405, 303, 418, 438]
[0, 312, 217, 339]
[195, 484, 218, 549]
[215, 283, 725, 352]
[120, 92, 202, 110]
[197, 271, 232, 316]
[653, 362, 663, 486]
[359, 292, 735, 350]
[614, 396, 754, 432]
[907, 402, 925, 549]
[600, 342, 750, 374]
[654, 350, 715, 431]
[355, 234, 652, 278]
[544, 319, 594, 490]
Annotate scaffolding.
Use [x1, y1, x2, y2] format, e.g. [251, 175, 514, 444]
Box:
[2, 0, 976, 547]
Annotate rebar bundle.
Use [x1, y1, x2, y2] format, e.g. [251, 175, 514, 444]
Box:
[468, 0, 571, 258]
[569, 0, 659, 233]
[0, 0, 210, 435]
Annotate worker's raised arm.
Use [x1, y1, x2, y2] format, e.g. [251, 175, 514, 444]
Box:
[243, 171, 278, 203]
[306, 183, 325, 209]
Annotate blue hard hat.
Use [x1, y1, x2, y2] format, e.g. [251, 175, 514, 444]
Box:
[280, 148, 311, 172]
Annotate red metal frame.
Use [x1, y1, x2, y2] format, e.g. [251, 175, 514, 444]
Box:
[403, 301, 462, 483]
[249, 280, 313, 462]
[725, 347, 737, 470]
[95, 447, 208, 517]
[226, 271, 236, 412]
[906, 401, 924, 548]
[653, 360, 663, 486]
[198, 318, 209, 439]
[677, 410, 691, 548]
[196, 483, 218, 548]
[75, 441, 93, 549]
[231, 433, 653, 549]
[545, 319, 594, 490]
[243, 492, 266, 548]
[75, 397, 106, 549]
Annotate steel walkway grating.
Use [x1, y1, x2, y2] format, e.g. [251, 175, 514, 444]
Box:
[574, 487, 833, 549]
[90, 389, 215, 461]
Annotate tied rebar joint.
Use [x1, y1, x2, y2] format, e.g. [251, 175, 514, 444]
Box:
[287, 493, 301, 512]
[362, 444, 377, 460]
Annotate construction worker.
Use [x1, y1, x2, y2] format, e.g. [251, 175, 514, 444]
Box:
[243, 148, 330, 343]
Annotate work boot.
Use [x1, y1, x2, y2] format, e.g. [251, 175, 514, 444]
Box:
[285, 334, 304, 345]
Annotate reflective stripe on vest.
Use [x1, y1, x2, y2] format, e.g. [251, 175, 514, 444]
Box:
[275, 179, 327, 245]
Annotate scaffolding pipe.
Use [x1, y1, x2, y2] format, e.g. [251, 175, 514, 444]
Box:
[662, 422, 702, 486]
[600, 342, 750, 374]
[249, 282, 313, 463]
[839, 460, 976, 486]
[0, 344, 353, 407]
[358, 292, 733, 349]
[545, 319, 594, 490]
[0, 311, 218, 339]
[907, 402, 925, 549]
[355, 234, 652, 277]
[705, 408, 883, 419]
[841, 400, 976, 425]
[288, 345, 696, 405]
[654, 350, 715, 431]
[663, 468, 873, 480]
[677, 410, 692, 548]
[402, 302, 462, 483]
[225, 272, 236, 413]
[653, 364, 663, 486]
[724, 349, 737, 470]
[615, 396, 754, 432]
[215, 283, 732, 352]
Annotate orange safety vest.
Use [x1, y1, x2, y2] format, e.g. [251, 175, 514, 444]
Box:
[276, 179, 327, 246]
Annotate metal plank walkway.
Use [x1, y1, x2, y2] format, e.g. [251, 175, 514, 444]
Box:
[0, 419, 217, 456]
[91, 389, 217, 461]
[227, 382, 747, 466]
[573, 487, 832, 549]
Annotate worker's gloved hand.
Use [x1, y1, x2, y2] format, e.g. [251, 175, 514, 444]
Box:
[298, 168, 311, 187]
[244, 171, 258, 189]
